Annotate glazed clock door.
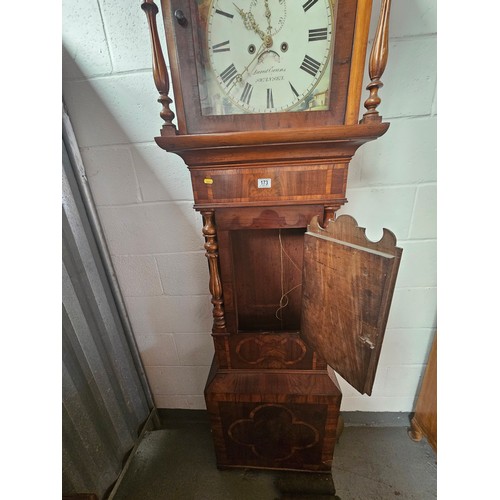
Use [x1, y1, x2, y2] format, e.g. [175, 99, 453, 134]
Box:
[301, 215, 402, 395]
[157, 0, 362, 133]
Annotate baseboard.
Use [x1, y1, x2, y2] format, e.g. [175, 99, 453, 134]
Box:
[157, 409, 412, 427]
[158, 408, 211, 427]
[63, 496, 98, 500]
[342, 411, 411, 427]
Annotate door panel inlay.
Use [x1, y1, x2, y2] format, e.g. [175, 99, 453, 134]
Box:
[235, 335, 307, 368]
[228, 404, 320, 461]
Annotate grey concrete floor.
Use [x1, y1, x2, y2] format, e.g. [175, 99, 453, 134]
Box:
[111, 414, 436, 500]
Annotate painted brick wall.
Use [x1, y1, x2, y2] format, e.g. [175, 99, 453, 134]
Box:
[62, 0, 437, 411]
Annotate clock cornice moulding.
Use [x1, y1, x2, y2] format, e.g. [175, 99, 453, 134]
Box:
[154, 122, 389, 166]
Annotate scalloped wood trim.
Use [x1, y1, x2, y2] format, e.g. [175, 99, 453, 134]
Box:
[307, 214, 400, 256]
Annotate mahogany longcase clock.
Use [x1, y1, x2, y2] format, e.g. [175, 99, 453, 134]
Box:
[142, 0, 400, 472]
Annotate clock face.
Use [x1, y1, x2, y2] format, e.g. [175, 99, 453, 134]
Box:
[197, 0, 335, 115]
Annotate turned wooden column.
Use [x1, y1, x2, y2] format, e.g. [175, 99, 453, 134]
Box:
[362, 0, 392, 123]
[201, 210, 226, 334]
[323, 202, 346, 224]
[141, 0, 177, 135]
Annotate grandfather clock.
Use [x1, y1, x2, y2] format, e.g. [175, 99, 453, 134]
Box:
[142, 0, 400, 472]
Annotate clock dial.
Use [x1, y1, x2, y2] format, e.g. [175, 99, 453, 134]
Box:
[201, 0, 335, 115]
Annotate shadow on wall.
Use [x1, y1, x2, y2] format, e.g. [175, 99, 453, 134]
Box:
[61, 43, 203, 250]
[62, 43, 213, 404]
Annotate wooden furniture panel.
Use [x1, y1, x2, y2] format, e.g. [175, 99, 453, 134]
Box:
[215, 206, 328, 231]
[231, 228, 304, 332]
[190, 162, 348, 206]
[301, 215, 402, 395]
[409, 334, 437, 452]
[227, 333, 324, 370]
[205, 359, 342, 471]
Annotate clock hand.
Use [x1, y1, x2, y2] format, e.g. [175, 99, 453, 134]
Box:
[264, 0, 272, 35]
[232, 3, 259, 33]
[227, 42, 268, 93]
[233, 3, 273, 47]
[232, 3, 249, 24]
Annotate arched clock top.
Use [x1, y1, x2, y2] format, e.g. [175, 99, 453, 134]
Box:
[141, 0, 393, 137]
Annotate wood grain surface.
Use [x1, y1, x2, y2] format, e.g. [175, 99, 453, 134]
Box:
[409, 334, 437, 452]
[301, 215, 402, 395]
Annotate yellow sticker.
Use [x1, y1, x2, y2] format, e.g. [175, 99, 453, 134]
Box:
[204, 178, 214, 185]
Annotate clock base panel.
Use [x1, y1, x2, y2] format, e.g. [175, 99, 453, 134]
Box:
[204, 357, 342, 472]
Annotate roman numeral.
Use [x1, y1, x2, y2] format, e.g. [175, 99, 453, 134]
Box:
[300, 55, 321, 77]
[220, 63, 238, 85]
[212, 40, 230, 53]
[289, 82, 299, 98]
[240, 82, 253, 105]
[308, 28, 328, 42]
[215, 8, 234, 19]
[267, 88, 274, 109]
[302, 0, 319, 12]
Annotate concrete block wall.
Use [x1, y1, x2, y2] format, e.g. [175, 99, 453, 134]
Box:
[62, 0, 436, 411]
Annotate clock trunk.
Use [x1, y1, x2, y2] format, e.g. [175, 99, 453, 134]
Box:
[203, 205, 400, 471]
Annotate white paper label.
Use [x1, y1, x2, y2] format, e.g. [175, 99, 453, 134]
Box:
[257, 178, 272, 189]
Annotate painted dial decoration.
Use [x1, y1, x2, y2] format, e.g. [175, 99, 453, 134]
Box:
[199, 0, 335, 115]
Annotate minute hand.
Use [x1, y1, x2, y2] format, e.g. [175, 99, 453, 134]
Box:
[233, 3, 271, 46]
[264, 0, 272, 34]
